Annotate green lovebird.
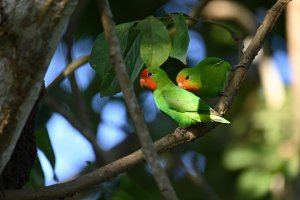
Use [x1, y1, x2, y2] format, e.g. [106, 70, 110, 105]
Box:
[140, 67, 230, 128]
[176, 57, 231, 97]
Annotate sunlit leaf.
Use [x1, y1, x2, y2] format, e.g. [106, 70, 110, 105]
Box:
[224, 146, 260, 170]
[224, 145, 282, 171]
[169, 13, 189, 64]
[237, 169, 271, 200]
[138, 16, 171, 67]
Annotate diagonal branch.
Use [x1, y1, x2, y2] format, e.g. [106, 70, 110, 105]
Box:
[215, 0, 290, 115]
[97, 0, 178, 199]
[44, 96, 107, 165]
[46, 55, 89, 94]
[3, 0, 290, 199]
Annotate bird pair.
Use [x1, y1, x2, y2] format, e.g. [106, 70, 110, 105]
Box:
[139, 57, 231, 128]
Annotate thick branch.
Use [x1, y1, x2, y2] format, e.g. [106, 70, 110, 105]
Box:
[98, 0, 178, 199]
[215, 0, 290, 114]
[0, 0, 78, 175]
[3, 0, 290, 199]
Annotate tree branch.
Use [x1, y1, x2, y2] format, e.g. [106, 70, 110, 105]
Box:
[44, 96, 107, 165]
[46, 55, 89, 94]
[2, 0, 290, 199]
[215, 0, 290, 115]
[97, 0, 178, 199]
[0, 0, 78, 175]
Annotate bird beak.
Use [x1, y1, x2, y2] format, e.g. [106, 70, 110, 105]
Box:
[176, 76, 185, 89]
[178, 82, 184, 89]
[140, 78, 146, 88]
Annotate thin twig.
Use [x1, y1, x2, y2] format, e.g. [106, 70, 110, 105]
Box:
[215, 0, 291, 115]
[2, 0, 290, 199]
[187, 1, 246, 60]
[44, 96, 107, 165]
[46, 55, 89, 94]
[45, 48, 103, 166]
[97, 0, 178, 199]
[63, 0, 94, 134]
[169, 0, 210, 35]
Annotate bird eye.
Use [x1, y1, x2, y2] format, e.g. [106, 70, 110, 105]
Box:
[186, 75, 189, 80]
[148, 72, 152, 77]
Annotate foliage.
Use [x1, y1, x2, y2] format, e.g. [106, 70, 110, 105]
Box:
[90, 13, 189, 96]
[26, 1, 296, 200]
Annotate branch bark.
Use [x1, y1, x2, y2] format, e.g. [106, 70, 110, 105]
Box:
[2, 0, 290, 199]
[46, 55, 89, 94]
[44, 96, 107, 165]
[0, 0, 78, 175]
[97, 0, 178, 199]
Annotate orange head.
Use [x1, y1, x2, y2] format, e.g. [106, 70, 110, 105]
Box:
[176, 72, 200, 93]
[140, 68, 157, 91]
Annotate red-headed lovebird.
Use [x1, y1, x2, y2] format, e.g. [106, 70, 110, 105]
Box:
[176, 57, 231, 97]
[140, 67, 230, 128]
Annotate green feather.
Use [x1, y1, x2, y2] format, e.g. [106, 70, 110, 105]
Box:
[177, 57, 231, 97]
[144, 67, 230, 128]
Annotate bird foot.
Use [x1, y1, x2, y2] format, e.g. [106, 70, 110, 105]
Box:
[177, 127, 187, 133]
[232, 64, 246, 72]
[218, 91, 229, 97]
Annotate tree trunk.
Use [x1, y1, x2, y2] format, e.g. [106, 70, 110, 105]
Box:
[0, 0, 78, 175]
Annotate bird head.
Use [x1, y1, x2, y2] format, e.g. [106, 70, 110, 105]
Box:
[176, 69, 201, 93]
[140, 68, 157, 91]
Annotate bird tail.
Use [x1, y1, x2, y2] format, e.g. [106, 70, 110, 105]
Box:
[210, 115, 230, 124]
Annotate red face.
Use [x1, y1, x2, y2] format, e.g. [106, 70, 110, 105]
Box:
[176, 75, 200, 93]
[140, 68, 157, 91]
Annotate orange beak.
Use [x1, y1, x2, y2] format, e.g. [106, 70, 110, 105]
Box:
[140, 78, 146, 88]
[176, 75, 200, 92]
[177, 82, 184, 89]
[176, 76, 186, 89]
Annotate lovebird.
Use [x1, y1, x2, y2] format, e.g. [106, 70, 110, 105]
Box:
[140, 67, 230, 128]
[176, 57, 231, 97]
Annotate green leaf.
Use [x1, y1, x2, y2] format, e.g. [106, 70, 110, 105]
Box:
[125, 34, 144, 82]
[169, 13, 190, 64]
[24, 157, 45, 188]
[237, 169, 271, 200]
[90, 22, 132, 76]
[224, 146, 260, 170]
[35, 126, 57, 181]
[138, 16, 171, 67]
[90, 22, 144, 96]
[224, 145, 282, 171]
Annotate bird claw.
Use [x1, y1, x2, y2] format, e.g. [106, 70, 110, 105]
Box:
[218, 91, 229, 97]
[232, 64, 246, 72]
[177, 127, 187, 133]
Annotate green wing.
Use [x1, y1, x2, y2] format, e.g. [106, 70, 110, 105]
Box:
[153, 86, 229, 127]
[158, 87, 211, 113]
[196, 57, 231, 97]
